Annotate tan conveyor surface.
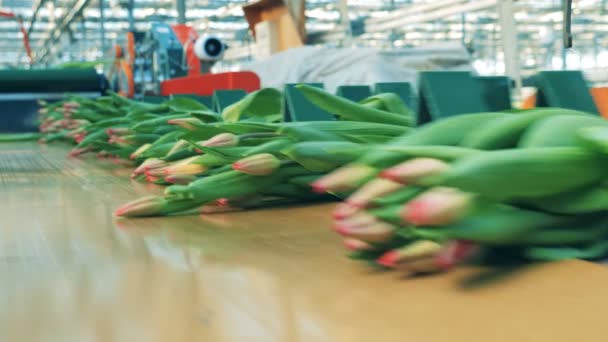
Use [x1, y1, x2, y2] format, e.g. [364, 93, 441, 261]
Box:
[1, 142, 607, 342]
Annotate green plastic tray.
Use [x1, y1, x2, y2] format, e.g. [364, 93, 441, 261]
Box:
[475, 76, 512, 112]
[374, 82, 415, 110]
[418, 71, 491, 124]
[535, 70, 599, 115]
[336, 85, 372, 102]
[212, 90, 247, 113]
[283, 83, 335, 122]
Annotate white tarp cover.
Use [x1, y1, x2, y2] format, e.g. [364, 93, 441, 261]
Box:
[229, 42, 473, 93]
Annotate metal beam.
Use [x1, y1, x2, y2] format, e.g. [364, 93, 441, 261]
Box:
[127, 0, 135, 31]
[99, 0, 106, 55]
[338, 0, 351, 44]
[562, 0, 573, 48]
[35, 0, 93, 63]
[177, 0, 187, 24]
[27, 0, 48, 36]
[497, 0, 522, 98]
[366, 0, 464, 25]
[365, 0, 498, 33]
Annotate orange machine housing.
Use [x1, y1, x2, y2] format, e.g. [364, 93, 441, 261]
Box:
[171, 24, 201, 77]
[591, 87, 608, 119]
[160, 71, 261, 96]
[522, 89, 608, 118]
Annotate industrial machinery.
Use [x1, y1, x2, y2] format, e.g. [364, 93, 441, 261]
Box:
[109, 23, 258, 99]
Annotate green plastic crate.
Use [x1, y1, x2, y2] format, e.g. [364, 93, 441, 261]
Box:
[475, 76, 513, 112]
[212, 89, 247, 113]
[142, 96, 167, 104]
[336, 85, 372, 102]
[374, 82, 415, 110]
[142, 95, 214, 109]
[283, 83, 335, 122]
[417, 71, 491, 124]
[535, 70, 599, 115]
[174, 94, 213, 109]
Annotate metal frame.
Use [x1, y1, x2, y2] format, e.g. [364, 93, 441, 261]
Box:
[36, 0, 94, 62]
[27, 0, 48, 36]
[0, 0, 607, 88]
[498, 0, 522, 97]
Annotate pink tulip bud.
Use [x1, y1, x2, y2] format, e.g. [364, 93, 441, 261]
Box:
[145, 168, 169, 178]
[333, 212, 378, 234]
[145, 174, 161, 183]
[68, 147, 92, 157]
[202, 133, 238, 147]
[130, 143, 152, 160]
[232, 153, 281, 176]
[74, 132, 86, 144]
[333, 220, 394, 243]
[434, 240, 478, 270]
[106, 127, 131, 136]
[163, 163, 207, 177]
[402, 187, 473, 226]
[167, 139, 189, 156]
[112, 137, 132, 147]
[311, 164, 376, 194]
[343, 238, 372, 251]
[332, 203, 361, 220]
[167, 118, 205, 131]
[164, 174, 197, 185]
[380, 158, 449, 185]
[376, 240, 442, 270]
[133, 158, 166, 175]
[346, 178, 402, 207]
[216, 198, 230, 207]
[63, 101, 80, 109]
[114, 196, 164, 217]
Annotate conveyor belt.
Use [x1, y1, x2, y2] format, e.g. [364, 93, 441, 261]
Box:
[0, 68, 107, 133]
[1, 142, 608, 342]
[0, 150, 59, 173]
[0, 69, 105, 94]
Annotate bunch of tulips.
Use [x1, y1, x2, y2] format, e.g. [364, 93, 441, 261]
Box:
[34, 86, 608, 276]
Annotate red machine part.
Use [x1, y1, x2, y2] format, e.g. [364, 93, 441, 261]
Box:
[126, 31, 136, 67]
[107, 42, 134, 98]
[0, 10, 33, 65]
[171, 24, 201, 76]
[160, 71, 261, 96]
[117, 59, 135, 98]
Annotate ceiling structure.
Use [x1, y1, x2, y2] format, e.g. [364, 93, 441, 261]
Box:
[0, 0, 606, 78]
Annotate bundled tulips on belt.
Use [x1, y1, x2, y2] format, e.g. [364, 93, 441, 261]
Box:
[36, 85, 416, 216]
[36, 91, 224, 159]
[114, 87, 415, 217]
[33, 83, 608, 275]
[315, 108, 608, 275]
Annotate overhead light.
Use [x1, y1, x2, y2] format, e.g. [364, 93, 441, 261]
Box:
[538, 11, 563, 22]
[581, 55, 595, 69]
